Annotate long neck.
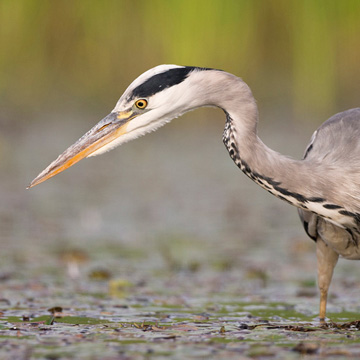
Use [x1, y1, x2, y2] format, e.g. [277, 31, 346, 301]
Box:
[200, 71, 346, 225]
[222, 109, 322, 208]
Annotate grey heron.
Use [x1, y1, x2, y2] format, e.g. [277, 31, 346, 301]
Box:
[28, 65, 360, 321]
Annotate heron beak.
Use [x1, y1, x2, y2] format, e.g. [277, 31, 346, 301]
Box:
[27, 110, 134, 189]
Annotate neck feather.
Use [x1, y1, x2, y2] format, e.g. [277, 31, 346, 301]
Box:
[200, 71, 351, 227]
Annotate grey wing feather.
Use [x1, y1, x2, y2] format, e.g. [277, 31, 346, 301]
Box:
[303, 108, 360, 165]
[299, 108, 360, 240]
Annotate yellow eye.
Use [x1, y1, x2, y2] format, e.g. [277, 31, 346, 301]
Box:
[135, 99, 148, 109]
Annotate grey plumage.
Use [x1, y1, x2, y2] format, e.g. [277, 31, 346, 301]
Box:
[298, 109, 360, 257]
[28, 65, 360, 321]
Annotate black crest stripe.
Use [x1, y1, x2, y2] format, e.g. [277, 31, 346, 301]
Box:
[131, 67, 212, 99]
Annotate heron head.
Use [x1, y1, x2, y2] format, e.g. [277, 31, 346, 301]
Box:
[28, 65, 213, 188]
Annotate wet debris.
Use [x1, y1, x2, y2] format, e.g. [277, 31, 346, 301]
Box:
[153, 335, 177, 341]
[296, 288, 317, 298]
[238, 322, 318, 332]
[59, 248, 89, 279]
[47, 306, 69, 321]
[130, 322, 199, 333]
[293, 342, 319, 355]
[0, 298, 11, 305]
[238, 323, 250, 330]
[48, 306, 63, 315]
[0, 272, 12, 282]
[133, 322, 165, 332]
[192, 312, 210, 321]
[109, 278, 133, 298]
[245, 267, 268, 287]
[45, 316, 55, 325]
[322, 349, 353, 356]
[9, 318, 51, 330]
[238, 319, 360, 333]
[238, 323, 259, 330]
[266, 324, 317, 332]
[88, 268, 112, 281]
[321, 320, 360, 330]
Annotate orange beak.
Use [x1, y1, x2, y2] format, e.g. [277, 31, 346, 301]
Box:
[27, 110, 133, 188]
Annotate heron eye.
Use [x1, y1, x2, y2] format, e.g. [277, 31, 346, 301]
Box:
[135, 99, 148, 109]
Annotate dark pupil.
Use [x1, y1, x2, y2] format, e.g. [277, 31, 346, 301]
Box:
[138, 101, 144, 107]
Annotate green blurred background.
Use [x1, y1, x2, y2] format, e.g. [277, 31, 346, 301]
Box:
[1, 0, 360, 278]
[1, 0, 359, 122]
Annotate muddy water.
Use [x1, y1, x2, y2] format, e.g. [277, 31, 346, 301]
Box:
[1, 111, 360, 358]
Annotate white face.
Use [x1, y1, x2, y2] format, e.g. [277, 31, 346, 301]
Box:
[28, 64, 210, 188]
[89, 65, 202, 156]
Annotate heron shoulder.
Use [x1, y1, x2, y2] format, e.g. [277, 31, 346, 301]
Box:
[303, 108, 360, 164]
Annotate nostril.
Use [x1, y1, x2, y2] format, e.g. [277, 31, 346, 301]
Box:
[96, 124, 110, 133]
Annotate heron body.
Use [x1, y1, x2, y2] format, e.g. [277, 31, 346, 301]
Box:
[29, 65, 360, 321]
